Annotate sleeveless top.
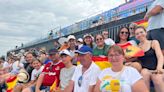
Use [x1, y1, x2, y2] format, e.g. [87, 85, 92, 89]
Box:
[138, 42, 157, 70]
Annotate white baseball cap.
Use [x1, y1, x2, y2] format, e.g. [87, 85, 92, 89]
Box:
[83, 34, 94, 41]
[67, 35, 76, 41]
[58, 37, 68, 45]
[59, 49, 73, 57]
[77, 38, 83, 43]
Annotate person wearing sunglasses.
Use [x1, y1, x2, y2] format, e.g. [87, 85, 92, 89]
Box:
[65, 45, 100, 92]
[94, 45, 148, 92]
[93, 34, 110, 56]
[135, 26, 164, 92]
[116, 27, 141, 72]
[116, 27, 137, 47]
[129, 23, 140, 45]
[102, 30, 115, 46]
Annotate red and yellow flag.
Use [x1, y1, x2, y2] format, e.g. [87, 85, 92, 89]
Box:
[92, 56, 111, 70]
[6, 76, 17, 92]
[117, 43, 144, 57]
[135, 19, 148, 28]
[50, 78, 58, 92]
[125, 45, 144, 57]
[77, 56, 111, 70]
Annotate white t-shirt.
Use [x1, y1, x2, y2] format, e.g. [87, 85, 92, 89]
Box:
[129, 40, 137, 46]
[72, 62, 101, 92]
[31, 66, 44, 81]
[3, 62, 9, 68]
[147, 0, 164, 31]
[3, 62, 11, 72]
[20, 56, 27, 64]
[98, 66, 142, 92]
[11, 61, 24, 74]
[104, 38, 115, 46]
[60, 66, 76, 90]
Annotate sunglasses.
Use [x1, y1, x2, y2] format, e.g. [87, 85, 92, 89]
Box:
[120, 32, 129, 35]
[129, 27, 135, 30]
[103, 33, 108, 35]
[96, 38, 103, 41]
[78, 75, 83, 87]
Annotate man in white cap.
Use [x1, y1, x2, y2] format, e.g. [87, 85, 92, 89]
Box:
[67, 35, 78, 52]
[67, 35, 78, 65]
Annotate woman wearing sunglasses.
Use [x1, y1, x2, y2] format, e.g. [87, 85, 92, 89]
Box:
[116, 27, 137, 48]
[129, 23, 140, 45]
[116, 27, 142, 72]
[94, 45, 148, 92]
[135, 26, 164, 92]
[93, 34, 110, 56]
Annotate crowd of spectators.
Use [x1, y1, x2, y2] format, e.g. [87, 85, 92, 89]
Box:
[0, 0, 164, 91]
[0, 22, 163, 92]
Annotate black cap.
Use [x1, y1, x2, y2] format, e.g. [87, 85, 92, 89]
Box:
[48, 48, 58, 55]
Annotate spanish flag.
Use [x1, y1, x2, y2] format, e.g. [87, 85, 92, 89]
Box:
[50, 78, 58, 92]
[92, 56, 112, 70]
[125, 45, 144, 57]
[117, 43, 144, 57]
[6, 76, 17, 92]
[135, 19, 148, 28]
[77, 56, 111, 70]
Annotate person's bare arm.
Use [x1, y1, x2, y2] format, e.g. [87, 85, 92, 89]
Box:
[144, 5, 163, 20]
[152, 40, 164, 71]
[132, 79, 149, 92]
[35, 73, 44, 92]
[88, 85, 95, 92]
[63, 80, 74, 92]
[94, 79, 101, 92]
[23, 80, 35, 88]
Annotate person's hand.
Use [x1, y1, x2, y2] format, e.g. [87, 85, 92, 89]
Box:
[51, 87, 61, 92]
[152, 69, 163, 74]
[55, 88, 61, 92]
[144, 14, 150, 21]
[125, 62, 132, 66]
[125, 55, 132, 59]
[156, 67, 164, 74]
[36, 89, 41, 92]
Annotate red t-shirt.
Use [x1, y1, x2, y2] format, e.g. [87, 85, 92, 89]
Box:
[42, 61, 65, 86]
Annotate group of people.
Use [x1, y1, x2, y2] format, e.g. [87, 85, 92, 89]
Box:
[0, 23, 163, 92]
[0, 0, 164, 91]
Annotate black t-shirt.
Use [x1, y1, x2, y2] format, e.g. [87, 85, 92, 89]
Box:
[23, 62, 34, 81]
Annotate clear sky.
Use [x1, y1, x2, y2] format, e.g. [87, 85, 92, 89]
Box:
[0, 0, 126, 56]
